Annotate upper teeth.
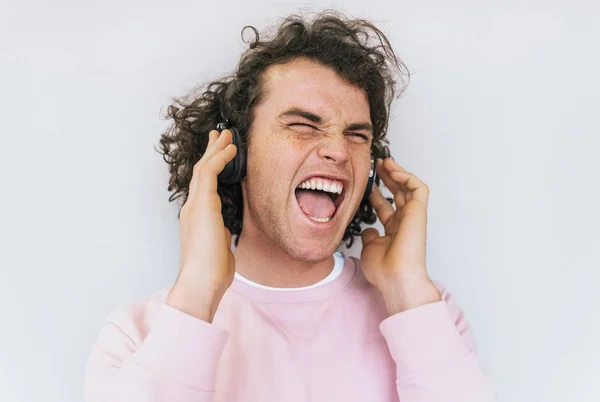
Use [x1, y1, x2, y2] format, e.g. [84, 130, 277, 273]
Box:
[297, 177, 343, 194]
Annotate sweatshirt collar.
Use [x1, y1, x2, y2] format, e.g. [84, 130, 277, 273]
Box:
[229, 253, 357, 304]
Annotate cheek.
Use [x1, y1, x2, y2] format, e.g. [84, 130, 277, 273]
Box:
[352, 150, 373, 186]
[247, 141, 297, 189]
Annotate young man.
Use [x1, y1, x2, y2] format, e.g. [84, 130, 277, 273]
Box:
[85, 12, 496, 402]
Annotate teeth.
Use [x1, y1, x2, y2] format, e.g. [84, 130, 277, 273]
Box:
[307, 215, 332, 223]
[297, 177, 343, 194]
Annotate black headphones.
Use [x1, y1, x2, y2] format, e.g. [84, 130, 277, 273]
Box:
[215, 121, 378, 199]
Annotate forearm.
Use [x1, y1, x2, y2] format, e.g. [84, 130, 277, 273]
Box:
[85, 304, 229, 402]
[378, 274, 442, 316]
[379, 282, 496, 402]
[166, 269, 230, 323]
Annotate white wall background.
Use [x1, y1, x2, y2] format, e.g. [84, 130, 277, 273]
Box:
[1, 0, 598, 401]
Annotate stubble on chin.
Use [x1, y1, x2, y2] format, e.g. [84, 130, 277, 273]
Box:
[256, 201, 340, 263]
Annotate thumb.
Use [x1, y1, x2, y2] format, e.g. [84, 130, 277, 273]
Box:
[361, 227, 380, 246]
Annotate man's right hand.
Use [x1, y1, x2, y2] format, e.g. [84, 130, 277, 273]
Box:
[166, 128, 238, 323]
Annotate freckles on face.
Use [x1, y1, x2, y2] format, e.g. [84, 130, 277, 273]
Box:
[253, 128, 301, 193]
[255, 59, 372, 201]
[242, 57, 374, 256]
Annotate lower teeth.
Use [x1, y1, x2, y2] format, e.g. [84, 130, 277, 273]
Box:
[308, 215, 332, 223]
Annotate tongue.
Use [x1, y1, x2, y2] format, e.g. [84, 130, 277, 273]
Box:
[295, 189, 336, 219]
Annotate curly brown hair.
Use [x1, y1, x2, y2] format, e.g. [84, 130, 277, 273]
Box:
[156, 10, 409, 248]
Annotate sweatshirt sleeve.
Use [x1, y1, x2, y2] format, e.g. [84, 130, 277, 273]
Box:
[84, 303, 229, 402]
[379, 282, 496, 402]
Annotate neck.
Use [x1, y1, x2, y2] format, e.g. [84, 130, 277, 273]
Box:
[233, 229, 335, 288]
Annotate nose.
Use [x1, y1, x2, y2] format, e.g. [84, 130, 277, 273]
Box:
[316, 134, 350, 165]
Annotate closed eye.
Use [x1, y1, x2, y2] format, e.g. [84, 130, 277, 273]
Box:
[288, 123, 370, 142]
[348, 133, 370, 140]
[289, 123, 317, 129]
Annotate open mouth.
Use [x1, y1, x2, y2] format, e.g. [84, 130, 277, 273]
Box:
[294, 178, 346, 223]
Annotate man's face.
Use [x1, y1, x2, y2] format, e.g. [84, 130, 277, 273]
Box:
[241, 57, 373, 262]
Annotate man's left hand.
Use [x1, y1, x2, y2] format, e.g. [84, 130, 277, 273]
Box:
[361, 157, 441, 316]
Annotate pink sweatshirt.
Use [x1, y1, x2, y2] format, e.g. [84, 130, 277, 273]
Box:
[84, 255, 496, 402]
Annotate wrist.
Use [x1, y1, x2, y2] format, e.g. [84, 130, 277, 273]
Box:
[378, 275, 441, 316]
[166, 279, 225, 323]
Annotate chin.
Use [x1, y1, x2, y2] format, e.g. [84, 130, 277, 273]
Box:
[280, 194, 353, 262]
[280, 236, 339, 263]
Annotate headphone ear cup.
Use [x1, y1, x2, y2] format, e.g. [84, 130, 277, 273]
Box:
[363, 157, 377, 199]
[217, 127, 247, 183]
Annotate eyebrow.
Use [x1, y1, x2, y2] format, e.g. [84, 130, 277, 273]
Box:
[278, 107, 373, 134]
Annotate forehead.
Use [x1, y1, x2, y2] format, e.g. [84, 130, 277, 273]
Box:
[259, 57, 371, 121]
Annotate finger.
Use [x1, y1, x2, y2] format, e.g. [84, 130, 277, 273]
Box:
[201, 129, 233, 166]
[382, 157, 408, 173]
[376, 158, 406, 207]
[189, 129, 234, 197]
[389, 169, 430, 207]
[193, 143, 237, 198]
[382, 158, 430, 206]
[376, 158, 401, 194]
[207, 129, 219, 148]
[361, 227, 380, 247]
[189, 142, 237, 200]
[197, 130, 228, 172]
[368, 183, 395, 225]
